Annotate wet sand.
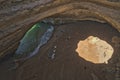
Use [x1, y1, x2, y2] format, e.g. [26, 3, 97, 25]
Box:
[0, 21, 120, 80]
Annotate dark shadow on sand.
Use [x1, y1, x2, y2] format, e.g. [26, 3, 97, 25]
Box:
[0, 21, 119, 80]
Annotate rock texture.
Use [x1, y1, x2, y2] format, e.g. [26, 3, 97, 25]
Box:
[0, 0, 120, 59]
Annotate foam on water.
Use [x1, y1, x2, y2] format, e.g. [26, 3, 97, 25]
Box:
[15, 23, 54, 61]
[28, 26, 54, 59]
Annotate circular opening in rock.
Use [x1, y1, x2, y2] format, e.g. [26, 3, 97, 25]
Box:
[76, 36, 114, 64]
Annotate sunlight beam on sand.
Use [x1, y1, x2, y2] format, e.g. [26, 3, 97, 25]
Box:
[76, 36, 114, 64]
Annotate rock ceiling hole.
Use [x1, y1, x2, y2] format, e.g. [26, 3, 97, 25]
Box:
[14, 18, 119, 64]
[76, 36, 114, 64]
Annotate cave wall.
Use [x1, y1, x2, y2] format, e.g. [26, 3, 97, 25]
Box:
[0, 0, 120, 59]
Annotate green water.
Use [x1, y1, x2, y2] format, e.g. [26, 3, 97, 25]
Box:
[14, 22, 53, 60]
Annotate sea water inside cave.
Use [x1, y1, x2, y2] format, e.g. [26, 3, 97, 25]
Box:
[14, 22, 54, 60]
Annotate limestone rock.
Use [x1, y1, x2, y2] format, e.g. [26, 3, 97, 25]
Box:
[0, 0, 120, 59]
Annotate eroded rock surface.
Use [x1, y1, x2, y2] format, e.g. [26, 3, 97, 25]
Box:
[0, 0, 120, 58]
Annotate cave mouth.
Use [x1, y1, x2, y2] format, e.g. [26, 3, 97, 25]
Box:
[14, 20, 118, 63]
[76, 36, 114, 64]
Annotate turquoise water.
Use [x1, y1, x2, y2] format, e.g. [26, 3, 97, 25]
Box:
[14, 22, 54, 60]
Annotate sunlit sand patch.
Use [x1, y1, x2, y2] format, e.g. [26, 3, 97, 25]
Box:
[76, 36, 114, 64]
